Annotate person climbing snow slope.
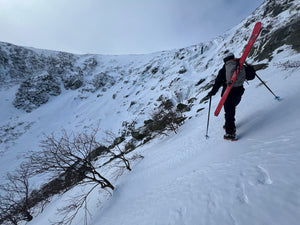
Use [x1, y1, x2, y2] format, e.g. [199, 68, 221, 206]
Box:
[207, 51, 256, 141]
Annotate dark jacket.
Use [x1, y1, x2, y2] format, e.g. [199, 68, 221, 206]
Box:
[209, 63, 255, 97]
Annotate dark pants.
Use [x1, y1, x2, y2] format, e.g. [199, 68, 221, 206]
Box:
[223, 87, 244, 135]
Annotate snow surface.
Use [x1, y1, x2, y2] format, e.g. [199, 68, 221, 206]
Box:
[21, 48, 300, 225]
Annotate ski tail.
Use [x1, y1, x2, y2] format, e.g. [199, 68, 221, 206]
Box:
[214, 22, 262, 117]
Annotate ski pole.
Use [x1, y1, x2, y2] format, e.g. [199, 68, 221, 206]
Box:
[205, 96, 212, 139]
[255, 73, 280, 100]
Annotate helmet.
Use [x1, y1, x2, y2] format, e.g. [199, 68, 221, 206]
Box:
[223, 52, 235, 63]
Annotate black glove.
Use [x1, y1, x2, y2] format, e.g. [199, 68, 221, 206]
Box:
[207, 91, 214, 97]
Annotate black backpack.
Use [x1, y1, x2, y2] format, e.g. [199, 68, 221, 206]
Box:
[245, 65, 256, 80]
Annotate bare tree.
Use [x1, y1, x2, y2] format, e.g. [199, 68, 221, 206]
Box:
[1, 125, 142, 225]
[104, 130, 132, 171]
[25, 126, 115, 225]
[52, 183, 99, 225]
[0, 163, 33, 225]
[28, 126, 114, 191]
[0, 195, 19, 225]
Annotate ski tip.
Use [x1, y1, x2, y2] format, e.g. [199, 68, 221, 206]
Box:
[254, 21, 262, 30]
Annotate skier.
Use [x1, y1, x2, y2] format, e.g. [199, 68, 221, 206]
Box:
[207, 52, 256, 141]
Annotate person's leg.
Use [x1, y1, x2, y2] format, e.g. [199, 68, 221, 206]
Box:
[224, 97, 236, 135]
[224, 95, 242, 134]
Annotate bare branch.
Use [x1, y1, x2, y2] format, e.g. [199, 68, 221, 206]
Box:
[103, 130, 132, 171]
[0, 163, 33, 225]
[25, 126, 114, 224]
[52, 184, 99, 225]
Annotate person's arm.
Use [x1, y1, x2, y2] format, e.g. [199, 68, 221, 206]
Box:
[208, 66, 225, 96]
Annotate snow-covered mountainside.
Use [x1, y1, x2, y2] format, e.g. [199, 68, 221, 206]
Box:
[0, 0, 300, 224]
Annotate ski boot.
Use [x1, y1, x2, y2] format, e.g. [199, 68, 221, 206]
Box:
[224, 133, 238, 141]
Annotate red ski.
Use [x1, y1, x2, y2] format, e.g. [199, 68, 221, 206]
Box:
[214, 22, 262, 116]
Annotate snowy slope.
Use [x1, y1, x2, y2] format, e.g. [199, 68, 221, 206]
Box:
[26, 48, 300, 225]
[1, 0, 300, 224]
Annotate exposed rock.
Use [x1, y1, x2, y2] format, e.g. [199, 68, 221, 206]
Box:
[13, 73, 61, 112]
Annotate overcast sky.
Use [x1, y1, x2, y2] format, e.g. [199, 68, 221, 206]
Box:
[0, 0, 263, 55]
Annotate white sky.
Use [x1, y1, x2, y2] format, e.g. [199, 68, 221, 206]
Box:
[0, 0, 263, 55]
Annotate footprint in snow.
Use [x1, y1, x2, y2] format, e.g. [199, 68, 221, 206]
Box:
[236, 182, 249, 204]
[256, 165, 273, 185]
[168, 207, 187, 225]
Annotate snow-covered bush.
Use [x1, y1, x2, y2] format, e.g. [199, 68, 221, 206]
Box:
[92, 72, 116, 91]
[145, 99, 186, 135]
[13, 73, 61, 112]
[275, 60, 300, 70]
[62, 72, 84, 90]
